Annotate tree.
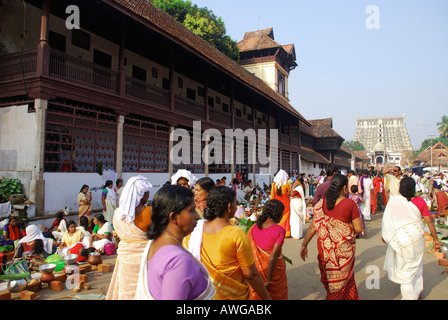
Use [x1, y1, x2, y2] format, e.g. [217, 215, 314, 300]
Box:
[437, 115, 448, 140]
[343, 140, 365, 151]
[153, 0, 240, 61]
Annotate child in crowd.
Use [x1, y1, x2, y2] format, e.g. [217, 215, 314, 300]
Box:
[349, 185, 366, 237]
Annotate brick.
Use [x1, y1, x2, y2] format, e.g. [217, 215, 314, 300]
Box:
[26, 281, 42, 293]
[79, 274, 88, 283]
[19, 290, 36, 300]
[78, 281, 85, 289]
[0, 291, 12, 300]
[54, 273, 67, 282]
[78, 264, 92, 274]
[98, 264, 112, 272]
[434, 252, 445, 260]
[438, 259, 448, 267]
[5, 252, 15, 260]
[49, 280, 64, 291]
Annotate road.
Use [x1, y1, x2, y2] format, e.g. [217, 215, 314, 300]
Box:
[7, 209, 447, 300]
[282, 210, 448, 300]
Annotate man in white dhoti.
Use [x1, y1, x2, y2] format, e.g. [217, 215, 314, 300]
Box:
[381, 177, 427, 300]
[289, 178, 306, 239]
[359, 171, 373, 221]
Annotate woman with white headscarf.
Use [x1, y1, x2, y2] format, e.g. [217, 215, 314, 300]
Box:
[271, 170, 291, 237]
[290, 177, 307, 239]
[106, 175, 153, 300]
[14, 225, 55, 269]
[171, 169, 197, 189]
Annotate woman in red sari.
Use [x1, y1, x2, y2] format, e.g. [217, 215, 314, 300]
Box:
[300, 174, 364, 300]
[271, 170, 291, 237]
[248, 199, 287, 300]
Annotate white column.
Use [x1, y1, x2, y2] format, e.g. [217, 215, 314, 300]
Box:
[115, 115, 125, 178]
[30, 98, 47, 216]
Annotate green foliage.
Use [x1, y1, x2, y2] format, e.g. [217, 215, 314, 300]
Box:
[342, 140, 365, 151]
[0, 178, 23, 203]
[153, 0, 240, 61]
[234, 217, 256, 234]
[234, 217, 293, 265]
[437, 115, 448, 139]
[414, 136, 448, 157]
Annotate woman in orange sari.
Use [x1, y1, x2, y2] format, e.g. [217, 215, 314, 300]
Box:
[248, 199, 287, 300]
[185, 186, 271, 300]
[271, 170, 291, 237]
[300, 174, 364, 300]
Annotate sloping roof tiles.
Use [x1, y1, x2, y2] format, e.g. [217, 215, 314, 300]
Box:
[106, 0, 310, 125]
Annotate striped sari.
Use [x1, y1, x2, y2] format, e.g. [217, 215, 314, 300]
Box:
[314, 199, 359, 300]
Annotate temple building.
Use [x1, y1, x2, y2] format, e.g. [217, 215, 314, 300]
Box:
[0, 0, 358, 220]
[353, 114, 413, 167]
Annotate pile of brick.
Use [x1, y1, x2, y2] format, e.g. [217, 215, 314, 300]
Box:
[0, 258, 114, 300]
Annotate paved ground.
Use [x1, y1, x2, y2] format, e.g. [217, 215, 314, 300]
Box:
[3, 209, 447, 300]
[283, 210, 448, 300]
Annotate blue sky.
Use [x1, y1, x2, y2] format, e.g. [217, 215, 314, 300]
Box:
[191, 0, 448, 150]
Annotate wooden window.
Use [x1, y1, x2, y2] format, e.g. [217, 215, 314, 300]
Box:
[132, 65, 146, 82]
[72, 29, 90, 51]
[186, 88, 196, 100]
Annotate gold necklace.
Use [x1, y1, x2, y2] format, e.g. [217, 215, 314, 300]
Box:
[162, 233, 182, 246]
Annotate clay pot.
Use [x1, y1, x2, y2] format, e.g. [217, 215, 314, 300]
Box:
[40, 272, 55, 283]
[87, 252, 102, 266]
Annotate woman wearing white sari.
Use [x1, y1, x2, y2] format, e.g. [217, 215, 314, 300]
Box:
[102, 180, 117, 224]
[381, 177, 427, 300]
[290, 178, 306, 239]
[359, 171, 373, 221]
[89, 213, 114, 253]
[134, 185, 215, 300]
[107, 175, 153, 300]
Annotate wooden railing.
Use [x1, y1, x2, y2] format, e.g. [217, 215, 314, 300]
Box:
[49, 49, 120, 93]
[0, 49, 37, 81]
[125, 77, 170, 106]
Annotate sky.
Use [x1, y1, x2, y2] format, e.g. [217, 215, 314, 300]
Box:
[190, 0, 448, 150]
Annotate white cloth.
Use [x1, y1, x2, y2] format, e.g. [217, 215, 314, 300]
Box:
[273, 169, 288, 188]
[18, 225, 53, 254]
[52, 219, 67, 240]
[0, 202, 11, 218]
[116, 175, 153, 223]
[290, 185, 306, 239]
[382, 195, 426, 299]
[91, 222, 114, 251]
[171, 169, 197, 188]
[134, 238, 215, 300]
[360, 177, 373, 221]
[188, 219, 205, 261]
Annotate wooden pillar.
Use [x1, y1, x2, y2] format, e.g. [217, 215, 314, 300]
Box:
[115, 115, 125, 178]
[169, 51, 175, 111]
[36, 0, 50, 76]
[204, 73, 209, 122]
[118, 20, 126, 97]
[230, 84, 235, 180]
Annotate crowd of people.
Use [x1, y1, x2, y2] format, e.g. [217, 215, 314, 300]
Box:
[1, 164, 446, 301]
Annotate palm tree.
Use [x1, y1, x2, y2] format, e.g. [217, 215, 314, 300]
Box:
[437, 115, 448, 139]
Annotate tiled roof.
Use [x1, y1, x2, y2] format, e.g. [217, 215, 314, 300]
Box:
[414, 142, 448, 165]
[106, 0, 310, 125]
[307, 118, 343, 139]
[300, 146, 330, 164]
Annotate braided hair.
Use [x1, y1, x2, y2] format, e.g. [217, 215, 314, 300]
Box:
[324, 174, 348, 211]
[256, 199, 284, 229]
